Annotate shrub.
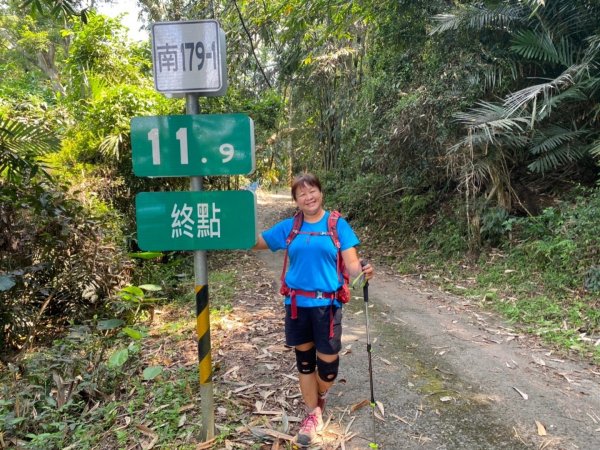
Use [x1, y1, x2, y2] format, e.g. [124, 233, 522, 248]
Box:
[0, 180, 131, 353]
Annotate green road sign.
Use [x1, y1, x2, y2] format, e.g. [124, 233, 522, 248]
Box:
[131, 114, 255, 177]
[136, 190, 257, 251]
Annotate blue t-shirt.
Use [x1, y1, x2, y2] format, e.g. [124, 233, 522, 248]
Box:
[262, 211, 360, 308]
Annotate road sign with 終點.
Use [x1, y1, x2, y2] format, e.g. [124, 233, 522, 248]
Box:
[136, 190, 257, 251]
[131, 114, 255, 177]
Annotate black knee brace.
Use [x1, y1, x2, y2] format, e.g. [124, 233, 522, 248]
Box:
[317, 356, 339, 382]
[295, 347, 316, 374]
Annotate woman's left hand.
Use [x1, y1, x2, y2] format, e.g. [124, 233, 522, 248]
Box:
[360, 259, 374, 281]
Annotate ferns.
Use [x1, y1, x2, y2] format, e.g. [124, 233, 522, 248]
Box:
[589, 139, 600, 158]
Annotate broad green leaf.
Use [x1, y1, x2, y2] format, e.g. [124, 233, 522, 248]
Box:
[120, 285, 144, 297]
[139, 284, 162, 292]
[97, 319, 125, 330]
[122, 327, 143, 340]
[108, 348, 129, 368]
[143, 366, 163, 381]
[0, 276, 16, 292]
[119, 285, 144, 302]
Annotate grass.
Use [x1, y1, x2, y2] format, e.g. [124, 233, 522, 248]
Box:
[368, 190, 600, 365]
[384, 240, 600, 363]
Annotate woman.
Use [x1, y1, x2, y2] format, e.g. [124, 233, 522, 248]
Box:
[254, 173, 374, 446]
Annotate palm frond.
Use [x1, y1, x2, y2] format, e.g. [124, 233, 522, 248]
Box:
[527, 142, 587, 173]
[481, 66, 502, 91]
[503, 65, 578, 116]
[582, 34, 600, 67]
[454, 101, 530, 133]
[0, 120, 55, 155]
[430, 4, 525, 35]
[448, 126, 528, 155]
[481, 59, 521, 91]
[430, 13, 463, 34]
[99, 133, 123, 160]
[0, 118, 57, 181]
[529, 126, 588, 155]
[544, 1, 597, 39]
[538, 86, 588, 122]
[589, 138, 600, 158]
[511, 30, 575, 66]
[586, 34, 600, 55]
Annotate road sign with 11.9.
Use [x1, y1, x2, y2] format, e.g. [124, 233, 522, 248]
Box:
[131, 113, 255, 177]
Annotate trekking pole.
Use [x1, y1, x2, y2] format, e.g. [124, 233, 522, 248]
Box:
[361, 260, 378, 449]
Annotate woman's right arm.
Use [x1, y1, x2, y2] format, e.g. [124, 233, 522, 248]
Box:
[253, 233, 269, 250]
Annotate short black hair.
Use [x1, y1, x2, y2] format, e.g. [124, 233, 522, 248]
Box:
[291, 173, 322, 201]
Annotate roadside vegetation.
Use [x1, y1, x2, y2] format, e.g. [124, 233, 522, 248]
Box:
[1, 0, 598, 448]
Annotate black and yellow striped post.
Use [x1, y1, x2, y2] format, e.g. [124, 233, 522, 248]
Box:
[194, 270, 214, 441]
[196, 284, 212, 384]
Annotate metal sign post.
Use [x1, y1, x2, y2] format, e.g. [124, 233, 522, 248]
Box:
[186, 94, 215, 442]
[130, 20, 255, 443]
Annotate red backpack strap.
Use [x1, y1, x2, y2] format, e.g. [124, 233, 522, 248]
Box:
[280, 211, 304, 319]
[327, 210, 342, 249]
[286, 211, 304, 246]
[327, 210, 343, 283]
[327, 210, 349, 338]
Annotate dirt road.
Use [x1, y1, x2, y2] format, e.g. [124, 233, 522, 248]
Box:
[251, 190, 600, 450]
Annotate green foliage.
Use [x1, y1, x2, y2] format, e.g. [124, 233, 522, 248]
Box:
[109, 285, 164, 325]
[435, 0, 600, 219]
[584, 266, 600, 293]
[0, 116, 57, 182]
[480, 207, 510, 246]
[21, 0, 83, 20]
[0, 176, 130, 352]
[142, 366, 163, 381]
[0, 257, 243, 448]
[0, 324, 122, 447]
[65, 12, 152, 92]
[419, 215, 469, 259]
[323, 173, 398, 225]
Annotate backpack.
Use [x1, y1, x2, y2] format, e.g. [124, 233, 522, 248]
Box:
[279, 210, 351, 319]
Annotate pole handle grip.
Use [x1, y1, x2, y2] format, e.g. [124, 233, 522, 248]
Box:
[360, 259, 369, 290]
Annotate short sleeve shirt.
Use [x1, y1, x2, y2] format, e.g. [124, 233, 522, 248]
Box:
[261, 211, 359, 307]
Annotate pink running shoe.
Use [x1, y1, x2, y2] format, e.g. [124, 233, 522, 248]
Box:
[296, 408, 323, 446]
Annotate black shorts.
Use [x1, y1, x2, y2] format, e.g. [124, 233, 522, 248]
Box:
[285, 305, 342, 355]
